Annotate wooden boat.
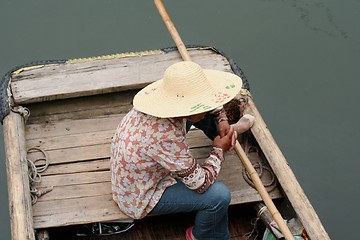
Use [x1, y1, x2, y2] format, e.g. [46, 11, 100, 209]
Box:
[1, 46, 329, 240]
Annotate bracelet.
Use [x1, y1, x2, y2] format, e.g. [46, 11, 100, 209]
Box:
[211, 107, 229, 124]
[218, 117, 228, 123]
[212, 146, 223, 152]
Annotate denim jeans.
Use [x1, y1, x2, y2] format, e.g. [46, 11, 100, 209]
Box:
[150, 113, 231, 240]
[150, 179, 231, 240]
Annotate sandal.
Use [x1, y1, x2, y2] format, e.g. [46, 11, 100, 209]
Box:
[76, 221, 135, 236]
[186, 226, 195, 240]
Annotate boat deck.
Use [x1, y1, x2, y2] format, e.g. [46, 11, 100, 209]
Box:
[25, 89, 282, 229]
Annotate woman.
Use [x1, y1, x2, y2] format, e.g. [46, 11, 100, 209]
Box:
[110, 61, 254, 240]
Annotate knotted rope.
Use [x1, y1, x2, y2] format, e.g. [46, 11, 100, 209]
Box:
[11, 105, 30, 123]
[242, 144, 277, 193]
[243, 205, 269, 239]
[27, 147, 53, 204]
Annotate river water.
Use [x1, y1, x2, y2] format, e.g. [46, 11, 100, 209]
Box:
[1, 0, 359, 239]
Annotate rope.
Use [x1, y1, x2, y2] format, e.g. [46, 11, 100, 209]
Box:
[243, 217, 260, 240]
[11, 105, 30, 123]
[27, 147, 53, 204]
[243, 205, 270, 240]
[241, 136, 278, 193]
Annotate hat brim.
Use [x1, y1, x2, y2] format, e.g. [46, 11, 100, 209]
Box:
[133, 69, 242, 118]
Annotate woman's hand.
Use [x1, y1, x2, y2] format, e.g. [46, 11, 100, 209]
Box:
[217, 121, 237, 151]
[217, 120, 230, 138]
[213, 126, 235, 152]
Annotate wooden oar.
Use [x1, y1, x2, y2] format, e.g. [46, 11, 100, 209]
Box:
[153, 1, 294, 239]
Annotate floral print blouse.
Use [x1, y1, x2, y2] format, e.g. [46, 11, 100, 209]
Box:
[110, 108, 224, 219]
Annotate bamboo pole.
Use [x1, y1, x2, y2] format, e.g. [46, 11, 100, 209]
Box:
[153, 0, 294, 239]
[153, 0, 192, 61]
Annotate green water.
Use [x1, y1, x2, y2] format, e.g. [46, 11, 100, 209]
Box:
[1, 0, 359, 239]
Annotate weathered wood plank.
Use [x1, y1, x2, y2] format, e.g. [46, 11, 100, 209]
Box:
[27, 144, 110, 166]
[33, 185, 281, 230]
[31, 143, 283, 230]
[34, 171, 110, 188]
[26, 115, 204, 142]
[3, 112, 35, 240]
[12, 50, 229, 104]
[26, 115, 211, 142]
[25, 90, 136, 124]
[41, 159, 110, 176]
[33, 195, 130, 229]
[26, 115, 121, 140]
[32, 187, 281, 230]
[26, 129, 114, 150]
[34, 182, 112, 202]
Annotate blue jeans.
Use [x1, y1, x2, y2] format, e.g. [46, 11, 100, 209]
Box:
[150, 180, 231, 240]
[150, 113, 231, 240]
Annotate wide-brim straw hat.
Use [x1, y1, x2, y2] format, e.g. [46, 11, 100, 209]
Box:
[133, 61, 242, 118]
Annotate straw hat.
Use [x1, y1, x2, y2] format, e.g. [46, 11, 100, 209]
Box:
[133, 61, 242, 118]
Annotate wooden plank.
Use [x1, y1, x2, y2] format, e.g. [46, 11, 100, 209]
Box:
[41, 159, 110, 176]
[31, 145, 283, 229]
[33, 195, 130, 229]
[25, 90, 136, 124]
[33, 186, 281, 230]
[26, 129, 114, 151]
[246, 98, 330, 240]
[34, 182, 111, 202]
[3, 112, 35, 240]
[27, 143, 110, 166]
[26, 115, 209, 142]
[25, 115, 203, 143]
[12, 50, 229, 104]
[32, 187, 281, 230]
[34, 171, 110, 188]
[25, 114, 121, 140]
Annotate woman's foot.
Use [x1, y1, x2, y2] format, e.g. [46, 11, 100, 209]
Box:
[186, 226, 197, 240]
[231, 114, 255, 134]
